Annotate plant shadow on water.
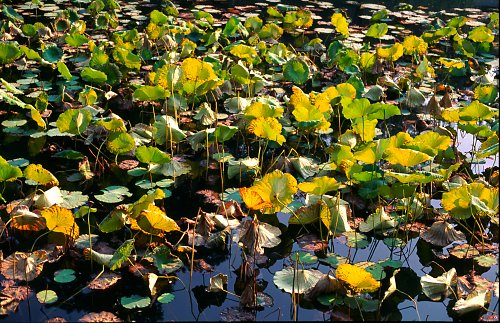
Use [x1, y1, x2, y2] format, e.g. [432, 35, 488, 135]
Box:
[0, 0, 498, 322]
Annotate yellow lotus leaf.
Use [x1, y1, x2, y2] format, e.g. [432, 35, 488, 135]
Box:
[134, 203, 180, 235]
[336, 263, 380, 293]
[248, 117, 286, 145]
[411, 131, 451, 156]
[239, 186, 273, 211]
[331, 12, 349, 38]
[442, 182, 498, 220]
[179, 58, 219, 94]
[298, 176, 340, 196]
[403, 35, 428, 56]
[23, 164, 59, 187]
[376, 43, 404, 62]
[352, 118, 378, 142]
[289, 86, 311, 108]
[253, 170, 298, 214]
[385, 147, 432, 167]
[0, 250, 48, 282]
[336, 83, 357, 108]
[244, 101, 283, 120]
[437, 57, 465, 69]
[40, 205, 79, 239]
[292, 104, 331, 131]
[388, 132, 413, 148]
[10, 205, 47, 231]
[315, 86, 339, 113]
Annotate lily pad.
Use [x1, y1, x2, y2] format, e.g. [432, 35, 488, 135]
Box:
[273, 267, 323, 294]
[120, 295, 151, 309]
[36, 290, 58, 304]
[54, 269, 76, 283]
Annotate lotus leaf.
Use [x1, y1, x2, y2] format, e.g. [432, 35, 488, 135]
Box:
[330, 13, 349, 38]
[252, 170, 297, 213]
[384, 147, 432, 167]
[442, 182, 498, 219]
[248, 117, 286, 145]
[9, 205, 46, 231]
[120, 295, 151, 309]
[207, 273, 228, 292]
[403, 35, 428, 56]
[40, 205, 79, 239]
[319, 253, 350, 268]
[153, 115, 186, 144]
[376, 43, 403, 61]
[298, 176, 340, 196]
[335, 263, 380, 293]
[157, 293, 175, 304]
[274, 267, 323, 294]
[366, 23, 388, 38]
[131, 204, 179, 235]
[239, 186, 272, 211]
[230, 44, 260, 65]
[23, 164, 59, 187]
[54, 269, 76, 283]
[1, 250, 48, 282]
[237, 219, 281, 254]
[56, 109, 92, 135]
[283, 58, 310, 85]
[109, 239, 135, 270]
[0, 162, 22, 182]
[94, 186, 132, 204]
[113, 48, 141, 70]
[36, 290, 58, 304]
[468, 26, 494, 43]
[474, 84, 498, 104]
[135, 146, 170, 165]
[420, 268, 457, 301]
[359, 207, 397, 233]
[410, 131, 451, 156]
[106, 132, 135, 155]
[60, 190, 89, 209]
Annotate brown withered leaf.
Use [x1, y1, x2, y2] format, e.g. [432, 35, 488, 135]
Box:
[217, 200, 245, 218]
[0, 250, 48, 282]
[118, 159, 139, 170]
[88, 271, 121, 290]
[78, 311, 123, 322]
[296, 234, 328, 252]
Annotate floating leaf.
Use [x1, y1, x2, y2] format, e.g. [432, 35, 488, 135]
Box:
[157, 293, 175, 304]
[148, 246, 183, 275]
[131, 204, 179, 235]
[120, 295, 151, 309]
[319, 253, 350, 268]
[94, 186, 132, 204]
[42, 45, 63, 63]
[290, 251, 318, 265]
[36, 290, 58, 304]
[273, 267, 323, 294]
[359, 207, 397, 233]
[54, 269, 76, 283]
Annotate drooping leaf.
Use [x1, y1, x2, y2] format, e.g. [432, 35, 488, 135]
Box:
[109, 239, 135, 270]
[420, 268, 457, 301]
[40, 205, 79, 239]
[253, 170, 298, 213]
[135, 146, 170, 165]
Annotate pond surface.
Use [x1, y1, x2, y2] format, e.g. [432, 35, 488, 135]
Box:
[0, 0, 498, 322]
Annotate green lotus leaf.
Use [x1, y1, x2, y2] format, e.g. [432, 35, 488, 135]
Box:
[56, 108, 92, 135]
[229, 44, 260, 65]
[150, 9, 168, 25]
[120, 295, 151, 309]
[73, 206, 97, 219]
[344, 295, 379, 312]
[476, 134, 498, 158]
[0, 163, 22, 182]
[223, 16, 248, 37]
[153, 115, 186, 145]
[474, 254, 497, 268]
[113, 47, 141, 70]
[97, 63, 122, 85]
[356, 262, 386, 281]
[366, 23, 388, 39]
[468, 26, 494, 43]
[135, 146, 170, 165]
[420, 268, 456, 301]
[60, 190, 89, 209]
[65, 33, 89, 47]
[97, 117, 126, 133]
[319, 253, 350, 268]
[352, 118, 378, 142]
[148, 246, 183, 274]
[458, 100, 497, 122]
[54, 269, 76, 283]
[359, 207, 397, 233]
[290, 251, 318, 265]
[227, 157, 260, 180]
[259, 22, 283, 39]
[1, 78, 23, 95]
[224, 97, 251, 114]
[36, 290, 58, 304]
[99, 206, 128, 233]
[231, 62, 250, 84]
[343, 98, 371, 119]
[474, 84, 498, 104]
[157, 293, 175, 304]
[0, 42, 21, 65]
[284, 58, 310, 85]
[288, 202, 320, 225]
[149, 158, 191, 177]
[78, 87, 97, 106]
[94, 186, 132, 204]
[2, 5, 24, 23]
[109, 239, 135, 270]
[273, 267, 323, 294]
[81, 67, 107, 84]
[107, 132, 135, 155]
[83, 248, 113, 267]
[342, 231, 369, 249]
[364, 85, 383, 102]
[42, 45, 63, 63]
[133, 85, 168, 101]
[56, 62, 73, 81]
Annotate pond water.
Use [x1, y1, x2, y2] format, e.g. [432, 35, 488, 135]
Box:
[0, 0, 498, 322]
